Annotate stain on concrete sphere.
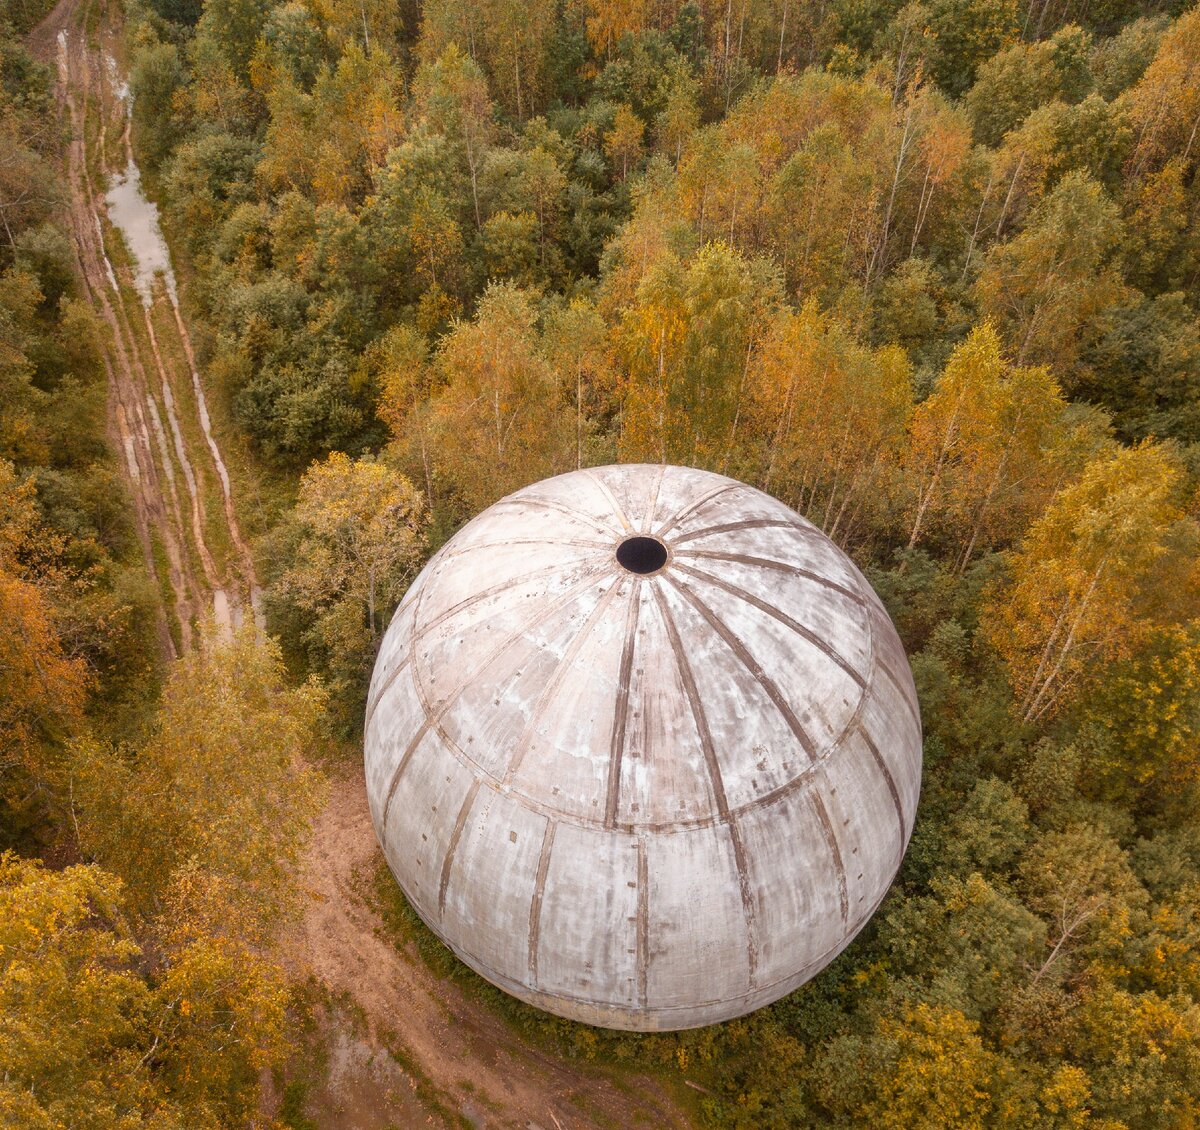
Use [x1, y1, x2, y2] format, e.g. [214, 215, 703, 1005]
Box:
[364, 465, 922, 1031]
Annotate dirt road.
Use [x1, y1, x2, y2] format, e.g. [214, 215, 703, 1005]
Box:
[33, 0, 259, 656]
[31, 5, 694, 1126]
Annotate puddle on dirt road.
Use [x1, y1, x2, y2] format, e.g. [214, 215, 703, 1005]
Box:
[104, 156, 178, 307]
[103, 53, 174, 307]
[104, 50, 129, 102]
[306, 1028, 435, 1129]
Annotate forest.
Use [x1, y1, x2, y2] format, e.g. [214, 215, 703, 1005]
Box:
[2, 0, 1200, 1122]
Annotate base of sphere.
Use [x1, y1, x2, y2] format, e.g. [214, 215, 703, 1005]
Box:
[397, 871, 887, 1032]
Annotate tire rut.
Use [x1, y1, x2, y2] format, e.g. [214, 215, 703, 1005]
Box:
[38, 0, 259, 650]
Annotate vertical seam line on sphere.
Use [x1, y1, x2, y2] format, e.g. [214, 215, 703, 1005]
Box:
[640, 464, 667, 532]
[636, 834, 649, 1007]
[485, 493, 622, 539]
[665, 573, 819, 761]
[439, 778, 481, 917]
[857, 722, 908, 850]
[583, 468, 634, 532]
[437, 536, 611, 562]
[812, 790, 850, 925]
[674, 549, 866, 605]
[366, 558, 583, 727]
[605, 579, 643, 829]
[653, 481, 741, 539]
[877, 651, 922, 727]
[669, 516, 817, 546]
[652, 582, 760, 988]
[528, 819, 557, 985]
[673, 561, 869, 689]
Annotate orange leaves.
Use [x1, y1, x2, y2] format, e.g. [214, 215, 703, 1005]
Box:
[1126, 5, 1200, 179]
[583, 0, 652, 57]
[617, 249, 688, 463]
[0, 571, 90, 776]
[0, 460, 90, 783]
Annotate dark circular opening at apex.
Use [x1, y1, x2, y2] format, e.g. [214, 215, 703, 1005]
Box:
[616, 535, 668, 575]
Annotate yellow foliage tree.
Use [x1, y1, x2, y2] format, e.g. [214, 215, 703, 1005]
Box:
[748, 301, 912, 544]
[70, 627, 327, 926]
[902, 322, 1080, 566]
[0, 849, 294, 1128]
[1126, 5, 1200, 179]
[1083, 624, 1200, 796]
[605, 104, 645, 181]
[0, 854, 158, 1130]
[984, 441, 1185, 724]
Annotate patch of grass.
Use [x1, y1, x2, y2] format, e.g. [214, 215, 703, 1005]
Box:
[147, 525, 182, 653]
[279, 1078, 318, 1130]
[276, 978, 330, 1130]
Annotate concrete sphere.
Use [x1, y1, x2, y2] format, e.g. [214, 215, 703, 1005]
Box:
[365, 465, 921, 1031]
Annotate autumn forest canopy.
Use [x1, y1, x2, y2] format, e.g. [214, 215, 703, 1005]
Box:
[4, 0, 1200, 1122]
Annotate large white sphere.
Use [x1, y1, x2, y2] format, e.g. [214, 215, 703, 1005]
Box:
[365, 465, 921, 1031]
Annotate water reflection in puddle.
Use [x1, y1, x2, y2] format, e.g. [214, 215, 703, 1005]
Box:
[104, 158, 178, 308]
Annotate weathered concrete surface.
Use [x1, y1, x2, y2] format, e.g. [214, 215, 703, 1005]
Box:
[365, 465, 922, 1031]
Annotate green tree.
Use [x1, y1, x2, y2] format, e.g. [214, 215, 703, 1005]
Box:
[925, 0, 1018, 96]
[975, 171, 1125, 373]
[280, 451, 427, 699]
[965, 25, 1092, 147]
[813, 1003, 999, 1127]
[421, 282, 576, 512]
[414, 46, 496, 230]
[619, 241, 779, 468]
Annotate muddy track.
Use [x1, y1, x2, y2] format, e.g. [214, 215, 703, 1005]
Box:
[32, 0, 259, 653]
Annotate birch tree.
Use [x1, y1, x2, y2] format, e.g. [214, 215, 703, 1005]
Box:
[984, 441, 1183, 724]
